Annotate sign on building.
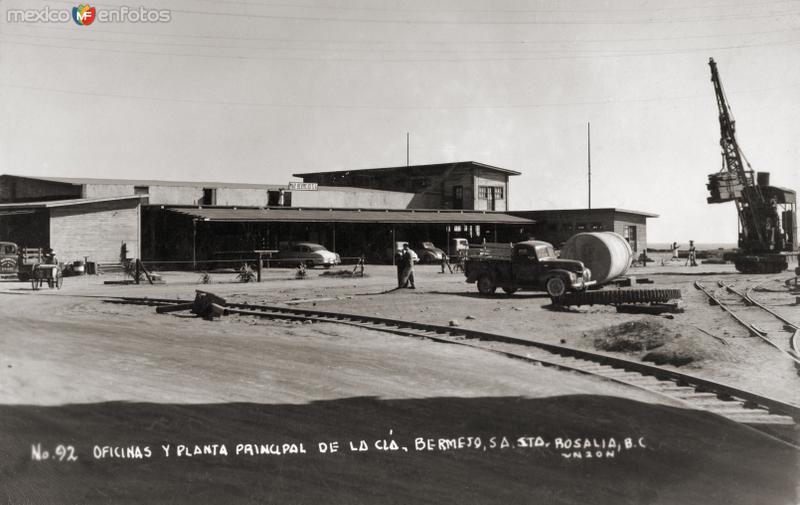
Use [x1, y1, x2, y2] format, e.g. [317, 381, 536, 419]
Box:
[288, 182, 318, 191]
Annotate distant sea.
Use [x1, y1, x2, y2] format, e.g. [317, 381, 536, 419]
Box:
[649, 243, 737, 251]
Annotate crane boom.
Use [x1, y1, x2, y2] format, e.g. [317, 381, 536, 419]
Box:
[706, 58, 765, 246]
[704, 57, 797, 273]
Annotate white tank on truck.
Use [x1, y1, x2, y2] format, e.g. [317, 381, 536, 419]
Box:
[560, 232, 632, 285]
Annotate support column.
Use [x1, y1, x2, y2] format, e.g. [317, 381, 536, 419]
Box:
[192, 218, 197, 271]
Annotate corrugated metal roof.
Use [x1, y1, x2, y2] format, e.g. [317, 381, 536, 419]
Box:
[0, 175, 408, 194]
[168, 207, 534, 225]
[512, 208, 659, 218]
[0, 195, 143, 209]
[293, 161, 521, 177]
[2, 174, 288, 190]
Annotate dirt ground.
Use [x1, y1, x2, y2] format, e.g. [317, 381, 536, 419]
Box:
[1, 255, 799, 504]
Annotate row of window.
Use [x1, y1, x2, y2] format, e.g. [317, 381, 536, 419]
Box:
[133, 186, 292, 207]
[477, 186, 504, 200]
[546, 222, 605, 232]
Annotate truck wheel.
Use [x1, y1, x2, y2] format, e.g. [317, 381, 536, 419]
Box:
[477, 274, 496, 295]
[502, 287, 518, 295]
[545, 276, 567, 298]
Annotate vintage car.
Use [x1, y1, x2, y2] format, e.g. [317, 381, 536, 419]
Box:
[0, 241, 18, 275]
[416, 242, 446, 264]
[276, 242, 341, 268]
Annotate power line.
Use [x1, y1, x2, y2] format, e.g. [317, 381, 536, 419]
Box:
[128, 7, 800, 25]
[2, 37, 798, 63]
[1, 81, 797, 110]
[14, 21, 799, 47]
[7, 30, 797, 56]
[35, 0, 800, 25]
[188, 0, 800, 14]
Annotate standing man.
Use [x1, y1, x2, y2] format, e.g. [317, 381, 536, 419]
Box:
[688, 240, 698, 267]
[671, 242, 680, 261]
[396, 247, 406, 288]
[401, 243, 416, 289]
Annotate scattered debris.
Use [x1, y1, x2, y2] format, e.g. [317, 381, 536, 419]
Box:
[615, 303, 684, 315]
[449, 320, 460, 327]
[236, 264, 256, 283]
[465, 315, 476, 320]
[320, 269, 368, 278]
[582, 317, 723, 367]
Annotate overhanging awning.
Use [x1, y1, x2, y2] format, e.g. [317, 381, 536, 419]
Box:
[167, 207, 534, 225]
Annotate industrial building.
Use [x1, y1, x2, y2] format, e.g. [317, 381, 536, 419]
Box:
[512, 208, 658, 252]
[0, 163, 655, 268]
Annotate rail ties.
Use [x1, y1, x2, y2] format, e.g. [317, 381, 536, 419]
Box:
[104, 294, 800, 446]
[698, 279, 800, 367]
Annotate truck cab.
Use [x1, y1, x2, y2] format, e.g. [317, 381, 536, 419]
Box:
[465, 240, 594, 297]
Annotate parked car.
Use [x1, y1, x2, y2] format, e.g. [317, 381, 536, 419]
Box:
[416, 242, 446, 263]
[276, 242, 340, 268]
[464, 240, 594, 297]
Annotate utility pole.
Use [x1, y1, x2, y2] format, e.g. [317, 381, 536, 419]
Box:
[587, 122, 592, 209]
[406, 132, 410, 167]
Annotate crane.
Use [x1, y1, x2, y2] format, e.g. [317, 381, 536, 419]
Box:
[705, 57, 797, 273]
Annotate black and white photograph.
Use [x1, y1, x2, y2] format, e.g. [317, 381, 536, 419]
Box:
[1, 0, 799, 503]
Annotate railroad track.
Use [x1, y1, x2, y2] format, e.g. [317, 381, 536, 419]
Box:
[694, 280, 800, 365]
[105, 294, 800, 447]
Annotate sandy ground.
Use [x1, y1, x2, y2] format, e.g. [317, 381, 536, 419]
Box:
[1, 256, 798, 504]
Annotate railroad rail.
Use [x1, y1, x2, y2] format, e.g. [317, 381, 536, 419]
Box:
[695, 280, 800, 365]
[105, 294, 800, 447]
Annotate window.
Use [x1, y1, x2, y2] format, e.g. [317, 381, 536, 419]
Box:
[202, 188, 216, 205]
[477, 186, 504, 200]
[624, 225, 638, 251]
[535, 245, 556, 260]
[134, 186, 149, 195]
[591, 222, 603, 231]
[452, 186, 463, 209]
[268, 190, 292, 207]
[576, 223, 587, 231]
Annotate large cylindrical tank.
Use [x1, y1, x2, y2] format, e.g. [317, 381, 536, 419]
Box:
[560, 232, 632, 285]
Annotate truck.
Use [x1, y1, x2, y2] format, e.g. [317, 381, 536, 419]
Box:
[464, 240, 595, 297]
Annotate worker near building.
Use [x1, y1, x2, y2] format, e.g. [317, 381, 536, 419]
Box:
[671, 242, 680, 261]
[440, 252, 453, 274]
[400, 243, 416, 289]
[396, 249, 405, 288]
[688, 240, 698, 267]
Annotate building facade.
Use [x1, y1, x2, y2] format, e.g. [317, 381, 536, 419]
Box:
[294, 161, 519, 211]
[511, 208, 658, 252]
[0, 163, 531, 267]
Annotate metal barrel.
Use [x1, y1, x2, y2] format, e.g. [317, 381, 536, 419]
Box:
[560, 232, 632, 284]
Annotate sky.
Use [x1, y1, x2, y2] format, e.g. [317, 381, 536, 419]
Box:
[1, 0, 799, 244]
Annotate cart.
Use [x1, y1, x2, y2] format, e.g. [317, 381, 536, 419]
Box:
[30, 263, 63, 290]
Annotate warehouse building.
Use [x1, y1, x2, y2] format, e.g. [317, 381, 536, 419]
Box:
[511, 208, 658, 252]
[0, 163, 531, 267]
[0, 165, 657, 268]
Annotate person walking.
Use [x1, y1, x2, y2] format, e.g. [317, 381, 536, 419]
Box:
[396, 248, 406, 288]
[688, 240, 698, 267]
[671, 242, 680, 261]
[400, 243, 416, 289]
